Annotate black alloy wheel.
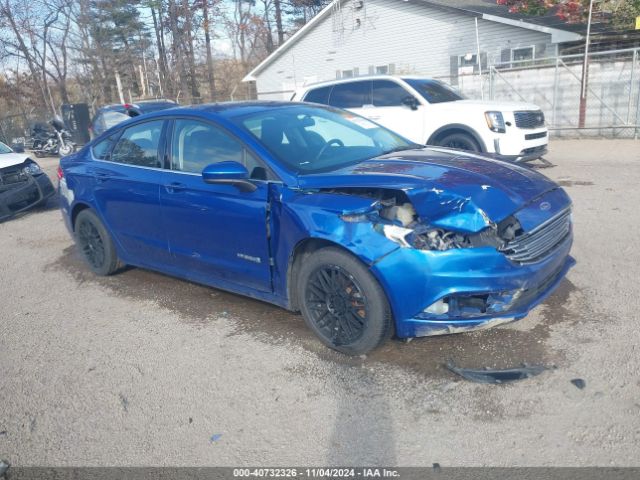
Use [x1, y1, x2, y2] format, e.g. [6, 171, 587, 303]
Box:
[305, 264, 368, 346]
[74, 209, 122, 276]
[298, 247, 393, 355]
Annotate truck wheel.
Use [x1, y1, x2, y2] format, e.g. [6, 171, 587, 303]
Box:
[74, 209, 122, 276]
[438, 133, 481, 152]
[298, 247, 393, 355]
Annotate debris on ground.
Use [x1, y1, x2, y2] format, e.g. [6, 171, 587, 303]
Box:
[571, 378, 586, 389]
[119, 393, 129, 412]
[210, 433, 223, 443]
[0, 460, 9, 478]
[445, 361, 549, 384]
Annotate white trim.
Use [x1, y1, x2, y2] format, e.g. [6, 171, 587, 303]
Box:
[481, 13, 583, 43]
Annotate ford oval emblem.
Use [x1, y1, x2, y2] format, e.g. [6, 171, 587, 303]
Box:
[539, 201, 551, 211]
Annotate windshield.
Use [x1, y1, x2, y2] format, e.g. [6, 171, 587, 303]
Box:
[233, 105, 418, 175]
[0, 142, 12, 154]
[403, 79, 464, 104]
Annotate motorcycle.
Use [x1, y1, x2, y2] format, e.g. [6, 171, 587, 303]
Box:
[31, 117, 76, 157]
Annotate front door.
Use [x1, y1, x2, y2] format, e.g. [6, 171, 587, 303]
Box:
[160, 118, 272, 292]
[362, 80, 425, 144]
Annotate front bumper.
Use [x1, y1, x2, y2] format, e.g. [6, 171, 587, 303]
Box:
[490, 127, 548, 162]
[0, 173, 55, 221]
[370, 231, 574, 338]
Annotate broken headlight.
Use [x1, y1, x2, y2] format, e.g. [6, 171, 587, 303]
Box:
[22, 162, 42, 175]
[377, 224, 470, 251]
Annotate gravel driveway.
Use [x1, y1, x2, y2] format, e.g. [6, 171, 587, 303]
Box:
[1, 139, 639, 466]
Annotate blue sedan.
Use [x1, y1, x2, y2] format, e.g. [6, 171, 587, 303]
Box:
[58, 102, 574, 355]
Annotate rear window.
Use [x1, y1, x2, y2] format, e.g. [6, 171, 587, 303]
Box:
[92, 133, 120, 160]
[303, 86, 332, 105]
[102, 111, 129, 129]
[328, 81, 371, 109]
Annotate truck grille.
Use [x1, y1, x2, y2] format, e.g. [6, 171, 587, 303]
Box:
[0, 165, 28, 191]
[501, 209, 572, 264]
[514, 110, 545, 129]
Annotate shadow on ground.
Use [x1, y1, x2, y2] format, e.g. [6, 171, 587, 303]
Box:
[49, 245, 584, 380]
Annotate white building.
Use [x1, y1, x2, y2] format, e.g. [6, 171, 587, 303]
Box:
[243, 0, 583, 100]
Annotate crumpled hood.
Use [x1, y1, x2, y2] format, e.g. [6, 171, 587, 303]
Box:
[0, 152, 29, 169]
[297, 148, 563, 232]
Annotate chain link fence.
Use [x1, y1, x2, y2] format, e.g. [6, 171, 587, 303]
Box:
[443, 47, 640, 139]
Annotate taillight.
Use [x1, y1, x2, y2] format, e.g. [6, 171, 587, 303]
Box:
[57, 165, 64, 180]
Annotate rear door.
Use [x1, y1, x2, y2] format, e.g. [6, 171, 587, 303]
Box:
[89, 119, 169, 266]
[159, 117, 273, 292]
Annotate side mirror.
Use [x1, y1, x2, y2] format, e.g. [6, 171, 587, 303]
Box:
[202, 161, 257, 192]
[402, 96, 419, 111]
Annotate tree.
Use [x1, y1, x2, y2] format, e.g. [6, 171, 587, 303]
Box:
[496, 0, 640, 29]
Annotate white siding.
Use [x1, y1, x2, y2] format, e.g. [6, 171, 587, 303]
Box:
[254, 0, 555, 99]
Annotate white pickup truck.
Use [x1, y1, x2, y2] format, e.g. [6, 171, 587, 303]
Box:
[292, 75, 548, 163]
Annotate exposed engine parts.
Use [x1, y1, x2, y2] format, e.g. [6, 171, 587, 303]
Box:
[323, 186, 526, 253]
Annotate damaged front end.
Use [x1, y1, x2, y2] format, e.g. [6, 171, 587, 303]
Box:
[307, 184, 575, 339]
[0, 161, 55, 221]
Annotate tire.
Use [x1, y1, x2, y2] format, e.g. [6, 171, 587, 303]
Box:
[74, 209, 122, 276]
[437, 132, 481, 152]
[59, 144, 74, 156]
[297, 247, 393, 355]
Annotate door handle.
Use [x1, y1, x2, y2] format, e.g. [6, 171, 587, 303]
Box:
[164, 182, 187, 193]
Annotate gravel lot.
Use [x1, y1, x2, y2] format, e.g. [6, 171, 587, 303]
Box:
[1, 139, 639, 466]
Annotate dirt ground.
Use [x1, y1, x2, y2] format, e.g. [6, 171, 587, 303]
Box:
[1, 139, 639, 466]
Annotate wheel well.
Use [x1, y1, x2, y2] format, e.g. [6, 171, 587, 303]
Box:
[287, 238, 354, 311]
[71, 203, 91, 231]
[428, 125, 485, 152]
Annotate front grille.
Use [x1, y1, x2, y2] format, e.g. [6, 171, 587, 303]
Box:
[501, 209, 572, 264]
[525, 131, 547, 140]
[0, 166, 28, 191]
[514, 110, 545, 129]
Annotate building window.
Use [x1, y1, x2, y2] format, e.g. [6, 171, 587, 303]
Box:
[457, 53, 486, 75]
[512, 46, 535, 64]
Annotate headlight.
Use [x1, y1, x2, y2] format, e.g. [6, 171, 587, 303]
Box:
[23, 162, 42, 175]
[378, 224, 469, 251]
[485, 111, 506, 133]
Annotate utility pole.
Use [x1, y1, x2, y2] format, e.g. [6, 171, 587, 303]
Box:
[579, 0, 595, 128]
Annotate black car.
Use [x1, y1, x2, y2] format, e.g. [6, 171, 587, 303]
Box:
[0, 141, 55, 221]
[90, 100, 178, 138]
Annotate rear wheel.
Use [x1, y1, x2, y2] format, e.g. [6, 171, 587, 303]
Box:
[74, 209, 122, 275]
[298, 247, 393, 355]
[437, 132, 481, 152]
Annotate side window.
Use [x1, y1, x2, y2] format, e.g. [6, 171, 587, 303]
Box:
[328, 81, 371, 109]
[171, 119, 272, 180]
[92, 133, 119, 160]
[372, 80, 413, 107]
[110, 120, 164, 167]
[304, 86, 332, 105]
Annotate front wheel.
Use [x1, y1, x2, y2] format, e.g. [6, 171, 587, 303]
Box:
[298, 247, 393, 355]
[437, 132, 481, 152]
[59, 143, 74, 156]
[74, 209, 122, 276]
